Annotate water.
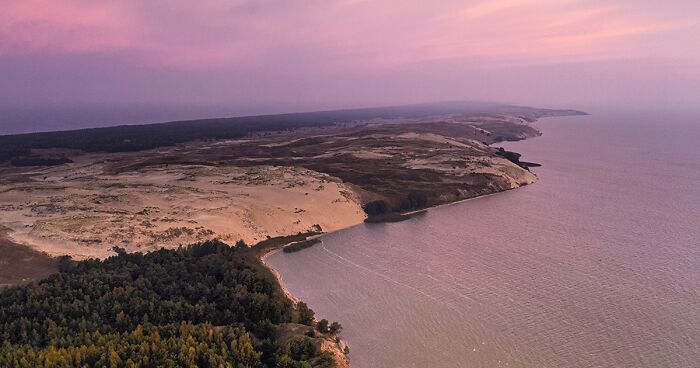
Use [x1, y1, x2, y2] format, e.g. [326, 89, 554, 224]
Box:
[266, 111, 700, 368]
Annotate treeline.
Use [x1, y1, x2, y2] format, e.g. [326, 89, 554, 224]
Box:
[0, 241, 337, 367]
[0, 114, 332, 162]
[363, 192, 429, 216]
[0, 146, 31, 163]
[10, 157, 73, 167]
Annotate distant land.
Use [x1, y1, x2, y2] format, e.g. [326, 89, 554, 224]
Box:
[0, 101, 583, 162]
[0, 105, 258, 135]
[0, 102, 584, 136]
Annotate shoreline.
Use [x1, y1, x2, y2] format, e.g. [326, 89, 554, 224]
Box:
[257, 181, 536, 368]
[255, 128, 546, 367]
[401, 183, 532, 216]
[260, 246, 302, 304]
[258, 180, 535, 297]
[256, 121, 547, 293]
[0, 110, 558, 264]
[0, 116, 544, 287]
[0, 109, 582, 368]
[257, 237, 350, 368]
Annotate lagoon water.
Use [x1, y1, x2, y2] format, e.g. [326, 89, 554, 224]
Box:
[267, 111, 700, 367]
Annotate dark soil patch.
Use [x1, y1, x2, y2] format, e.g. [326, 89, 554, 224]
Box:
[0, 235, 58, 288]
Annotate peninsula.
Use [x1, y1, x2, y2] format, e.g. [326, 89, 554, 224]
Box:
[0, 102, 584, 367]
[0, 102, 583, 262]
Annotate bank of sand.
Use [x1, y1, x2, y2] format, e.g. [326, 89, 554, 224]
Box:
[0, 153, 367, 260]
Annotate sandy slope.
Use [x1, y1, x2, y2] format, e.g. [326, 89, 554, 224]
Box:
[0, 158, 365, 259]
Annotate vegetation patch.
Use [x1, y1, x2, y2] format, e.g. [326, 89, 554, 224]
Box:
[0, 240, 339, 367]
[0, 234, 58, 288]
[10, 157, 73, 167]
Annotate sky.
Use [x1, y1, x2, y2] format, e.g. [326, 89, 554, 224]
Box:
[1, 0, 699, 119]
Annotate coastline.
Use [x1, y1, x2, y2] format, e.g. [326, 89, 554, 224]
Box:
[402, 183, 532, 216]
[255, 112, 700, 368]
[0, 109, 558, 264]
[257, 237, 350, 368]
[0, 111, 563, 367]
[0, 106, 587, 367]
[256, 173, 538, 368]
[261, 247, 301, 304]
[258, 177, 537, 301]
[256, 128, 547, 367]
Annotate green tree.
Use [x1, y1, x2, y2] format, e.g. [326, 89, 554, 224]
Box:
[0, 241, 335, 368]
[296, 302, 315, 326]
[316, 319, 329, 333]
[329, 321, 342, 334]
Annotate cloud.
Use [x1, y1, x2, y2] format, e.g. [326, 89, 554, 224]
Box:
[1, 0, 698, 111]
[0, 0, 694, 71]
[0, 0, 137, 54]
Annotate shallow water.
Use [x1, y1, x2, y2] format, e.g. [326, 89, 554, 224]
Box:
[267, 110, 700, 367]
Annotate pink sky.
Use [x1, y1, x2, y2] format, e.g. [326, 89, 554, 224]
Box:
[1, 0, 699, 111]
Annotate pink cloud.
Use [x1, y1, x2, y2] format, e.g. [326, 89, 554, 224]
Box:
[1, 0, 137, 54]
[0, 0, 697, 71]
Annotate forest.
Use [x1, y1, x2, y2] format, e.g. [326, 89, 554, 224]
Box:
[0, 241, 340, 367]
[0, 105, 431, 162]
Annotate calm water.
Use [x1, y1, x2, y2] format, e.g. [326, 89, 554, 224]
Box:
[267, 111, 700, 368]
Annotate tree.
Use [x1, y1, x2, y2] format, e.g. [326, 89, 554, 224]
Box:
[297, 302, 315, 326]
[363, 200, 390, 215]
[329, 321, 342, 334]
[399, 192, 428, 211]
[316, 319, 329, 333]
[285, 337, 317, 361]
[0, 241, 333, 367]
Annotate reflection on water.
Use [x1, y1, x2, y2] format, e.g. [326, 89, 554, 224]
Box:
[267, 111, 700, 368]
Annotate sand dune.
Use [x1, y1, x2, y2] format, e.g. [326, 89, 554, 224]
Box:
[0, 160, 365, 259]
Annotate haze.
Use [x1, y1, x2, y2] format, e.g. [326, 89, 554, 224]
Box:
[1, 0, 699, 133]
